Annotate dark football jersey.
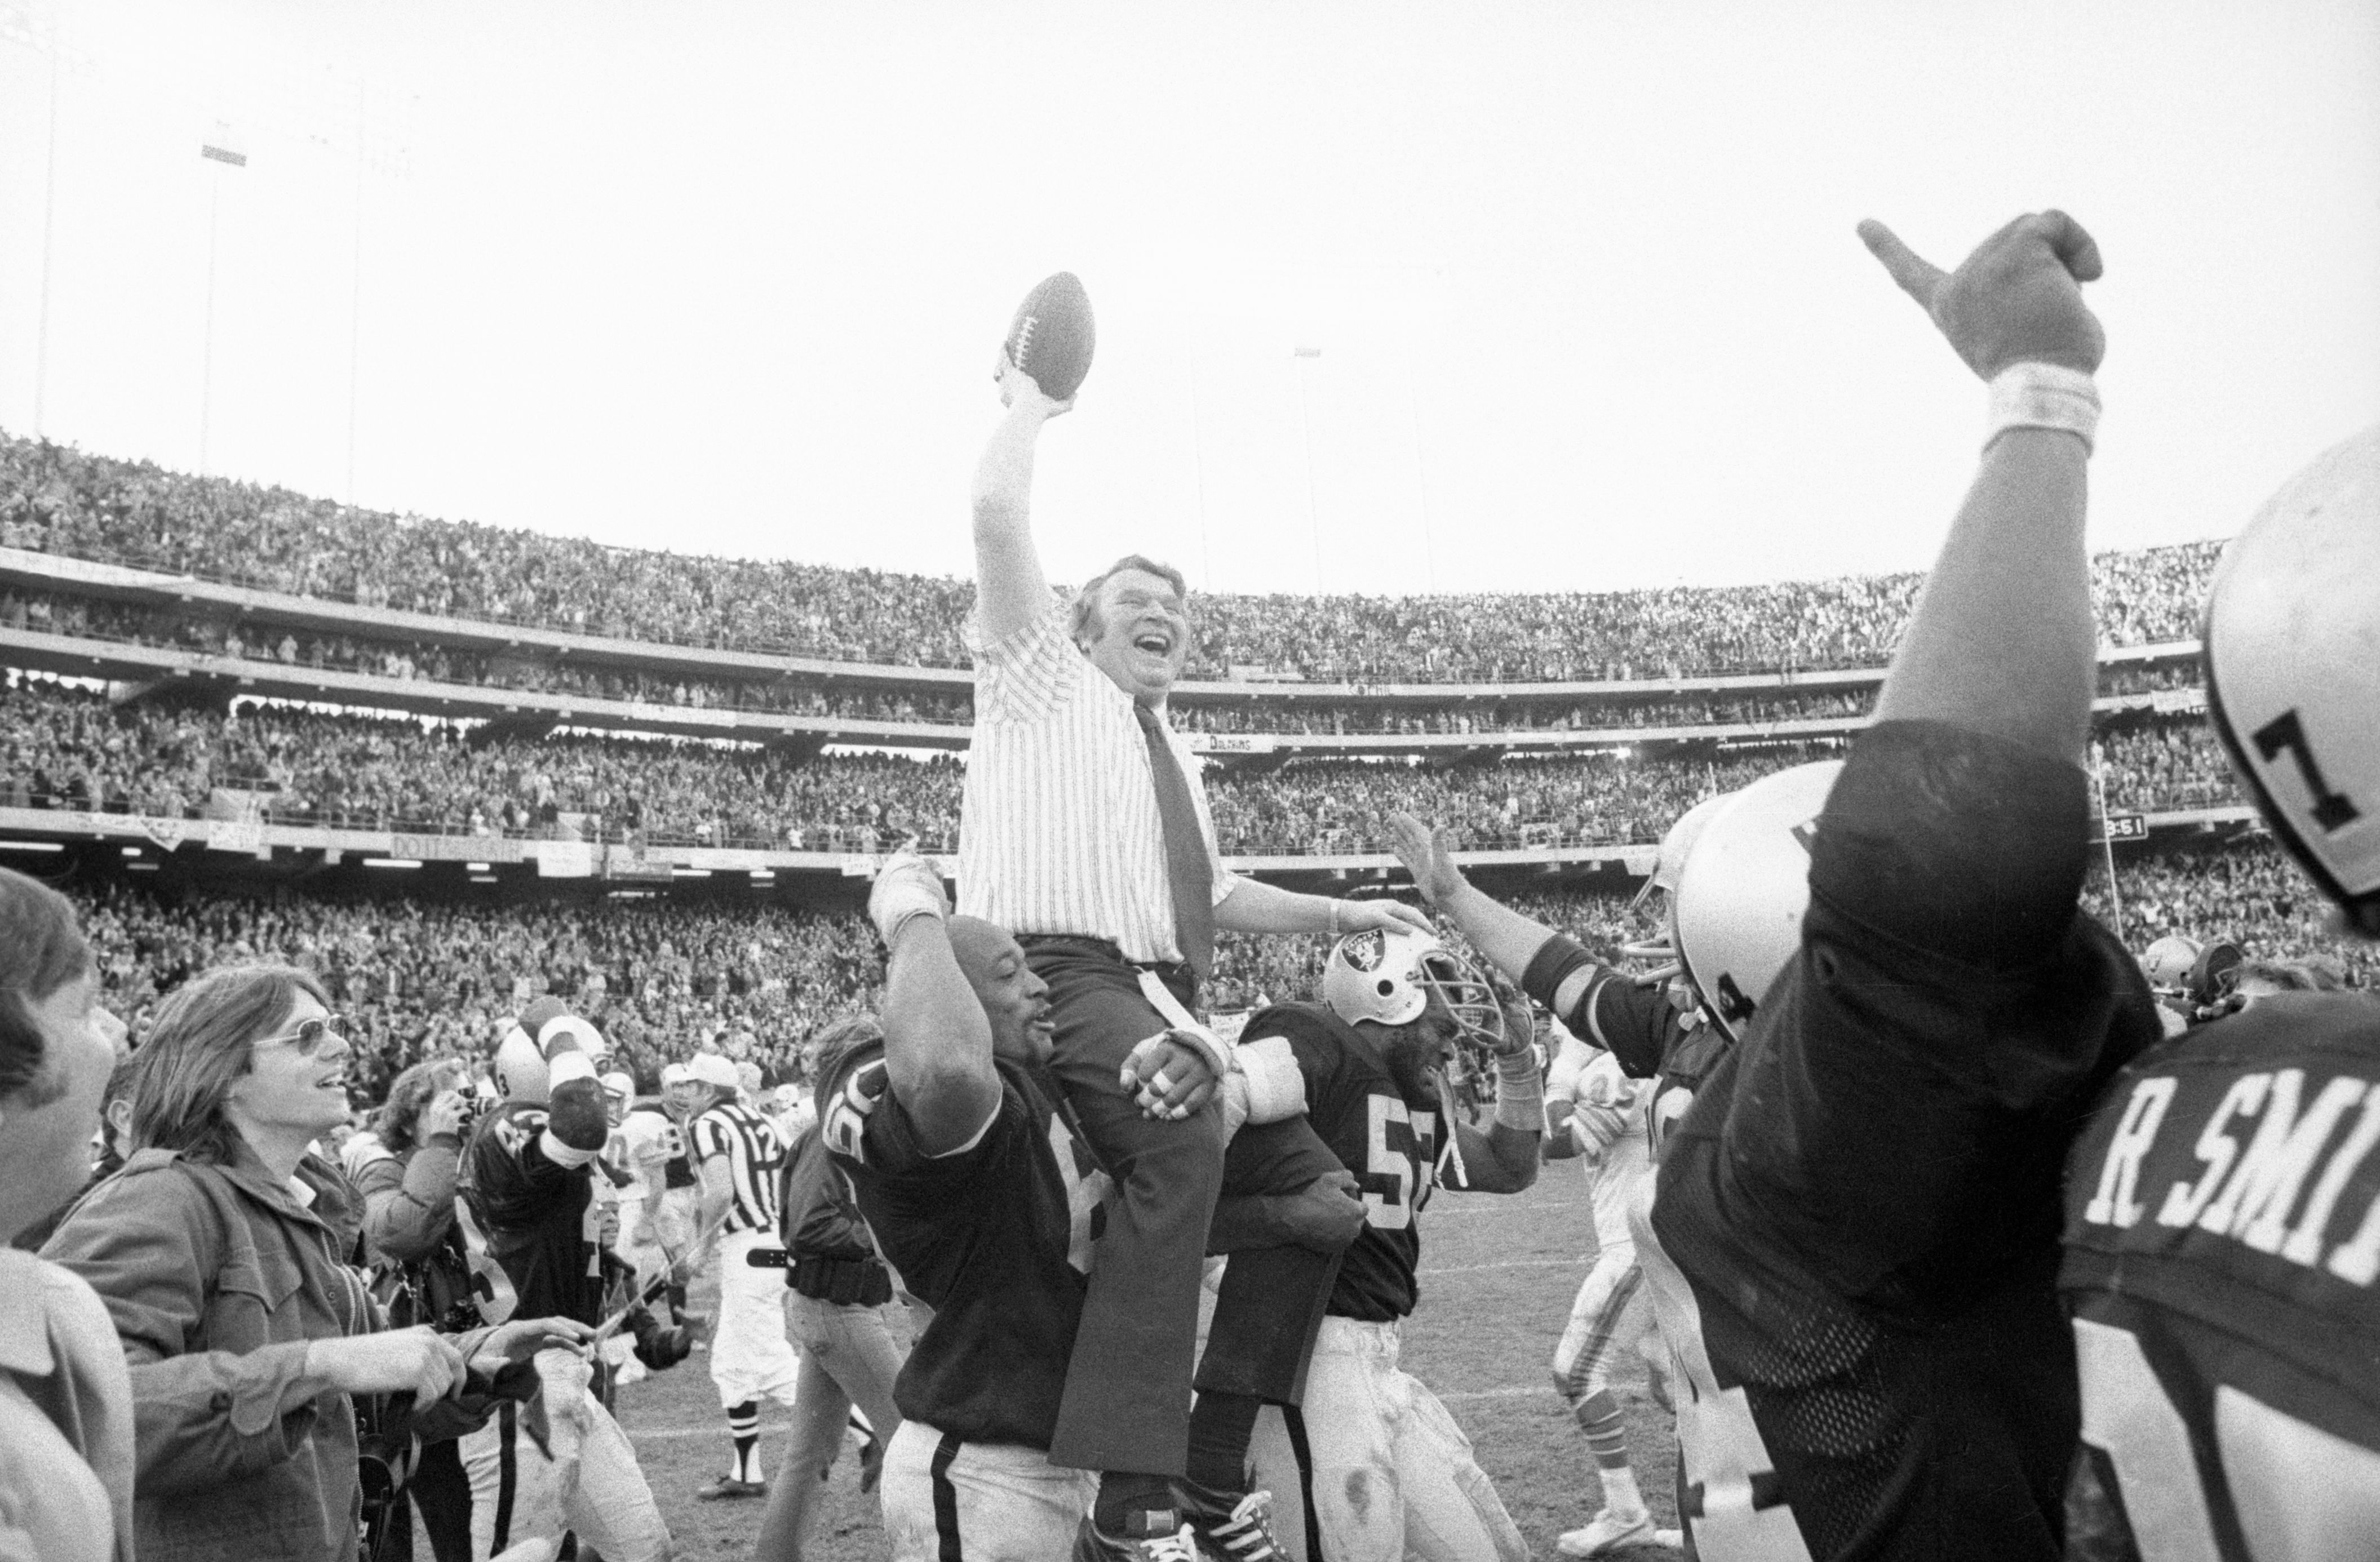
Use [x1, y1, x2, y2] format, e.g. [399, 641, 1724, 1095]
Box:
[460, 1099, 606, 1325]
[2061, 991, 2380, 1560]
[1563, 966, 1721, 1158]
[1238, 1002, 1447, 1324]
[1642, 720, 2159, 1562]
[820, 1042, 1110, 1450]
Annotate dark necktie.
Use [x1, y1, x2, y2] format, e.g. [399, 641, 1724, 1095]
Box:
[1133, 702, 1215, 983]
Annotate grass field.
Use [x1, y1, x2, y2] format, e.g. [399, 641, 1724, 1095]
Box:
[599, 1163, 1681, 1560]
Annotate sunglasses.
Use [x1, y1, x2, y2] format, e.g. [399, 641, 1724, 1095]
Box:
[256, 1014, 348, 1055]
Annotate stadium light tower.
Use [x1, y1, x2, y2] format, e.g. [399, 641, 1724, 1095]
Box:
[1293, 343, 1323, 593]
[198, 121, 248, 476]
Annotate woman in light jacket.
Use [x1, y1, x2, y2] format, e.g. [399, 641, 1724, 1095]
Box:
[43, 963, 579, 1562]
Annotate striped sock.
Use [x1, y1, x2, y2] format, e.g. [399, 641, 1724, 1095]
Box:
[727, 1399, 760, 1483]
[1578, 1390, 1643, 1515]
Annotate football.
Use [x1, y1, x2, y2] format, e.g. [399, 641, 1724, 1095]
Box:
[1001, 271, 1096, 401]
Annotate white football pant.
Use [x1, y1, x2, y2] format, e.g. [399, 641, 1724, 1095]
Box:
[877, 1422, 1096, 1561]
[1248, 1316, 1529, 1562]
[459, 1348, 672, 1562]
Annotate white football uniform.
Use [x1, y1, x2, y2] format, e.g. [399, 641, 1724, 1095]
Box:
[1553, 1052, 1659, 1409]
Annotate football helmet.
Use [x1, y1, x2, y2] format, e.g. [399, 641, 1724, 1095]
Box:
[2205, 423, 2380, 939]
[1322, 925, 1505, 1056]
[1621, 790, 1735, 984]
[2139, 935, 2203, 999]
[1672, 759, 1844, 1042]
[493, 998, 612, 1104]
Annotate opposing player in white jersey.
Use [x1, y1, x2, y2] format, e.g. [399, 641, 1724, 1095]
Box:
[2060, 424, 2380, 1559]
[1545, 1041, 1677, 1557]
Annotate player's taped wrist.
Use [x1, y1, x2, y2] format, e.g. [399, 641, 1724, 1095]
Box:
[1521, 935, 1595, 1018]
[1493, 1049, 1545, 1134]
[1985, 362, 2099, 455]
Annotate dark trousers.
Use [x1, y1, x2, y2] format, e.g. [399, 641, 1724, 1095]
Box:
[1026, 937, 1346, 1477]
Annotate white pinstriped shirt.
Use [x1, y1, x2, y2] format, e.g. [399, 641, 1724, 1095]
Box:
[958, 602, 1238, 964]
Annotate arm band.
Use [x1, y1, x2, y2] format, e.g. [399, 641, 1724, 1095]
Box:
[1985, 362, 2100, 455]
[1521, 935, 1596, 1019]
[538, 1129, 602, 1169]
[1494, 1050, 1545, 1135]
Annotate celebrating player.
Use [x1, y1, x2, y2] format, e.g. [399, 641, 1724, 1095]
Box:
[965, 291, 1420, 1554]
[1229, 925, 1542, 1562]
[1612, 211, 2152, 1560]
[2060, 422, 2380, 1556]
[1387, 798, 1720, 1556]
[458, 999, 674, 1561]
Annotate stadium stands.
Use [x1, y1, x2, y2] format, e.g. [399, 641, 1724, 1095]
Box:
[4, 425, 2354, 1110]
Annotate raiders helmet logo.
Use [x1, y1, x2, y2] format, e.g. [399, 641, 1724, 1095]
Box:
[1341, 929, 1388, 972]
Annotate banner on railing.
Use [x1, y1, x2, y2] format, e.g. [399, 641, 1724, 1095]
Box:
[2151, 687, 2208, 716]
[207, 817, 269, 858]
[141, 816, 189, 852]
[1189, 734, 1277, 755]
[536, 841, 595, 878]
[392, 834, 521, 865]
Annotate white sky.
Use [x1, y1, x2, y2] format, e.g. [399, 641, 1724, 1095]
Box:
[1, 0, 2374, 599]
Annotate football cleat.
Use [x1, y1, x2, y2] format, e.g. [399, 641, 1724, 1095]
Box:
[695, 1475, 768, 1501]
[1557, 1507, 1683, 1556]
[1185, 1488, 1284, 1561]
[1671, 759, 1843, 1042]
[2204, 421, 2380, 939]
[1071, 1511, 1202, 1562]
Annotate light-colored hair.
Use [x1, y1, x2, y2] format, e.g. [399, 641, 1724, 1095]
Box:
[805, 1014, 884, 1092]
[1070, 554, 1189, 647]
[129, 964, 330, 1166]
[0, 866, 93, 1106]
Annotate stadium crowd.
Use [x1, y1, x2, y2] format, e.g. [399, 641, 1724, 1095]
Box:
[1, 583, 2199, 736]
[0, 678, 2248, 855]
[50, 835, 2377, 1130]
[5, 431, 2221, 682]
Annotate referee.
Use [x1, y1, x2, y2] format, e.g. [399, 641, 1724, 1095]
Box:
[965, 355, 1431, 1552]
[684, 1052, 801, 1499]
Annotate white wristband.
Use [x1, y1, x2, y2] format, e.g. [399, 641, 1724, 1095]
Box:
[1328, 899, 1345, 937]
[1985, 362, 2100, 455]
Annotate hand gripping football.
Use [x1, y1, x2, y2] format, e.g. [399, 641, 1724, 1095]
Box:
[1001, 272, 1097, 401]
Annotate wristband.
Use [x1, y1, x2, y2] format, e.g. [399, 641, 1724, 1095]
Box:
[1493, 1050, 1546, 1135]
[1327, 899, 1346, 937]
[1985, 362, 2100, 455]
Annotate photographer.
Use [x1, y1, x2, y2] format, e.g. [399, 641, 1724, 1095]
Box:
[353, 1059, 480, 1562]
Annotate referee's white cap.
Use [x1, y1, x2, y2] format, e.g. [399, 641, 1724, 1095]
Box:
[687, 1054, 742, 1091]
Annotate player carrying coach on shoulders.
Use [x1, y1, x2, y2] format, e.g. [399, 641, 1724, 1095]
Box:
[1226, 925, 1542, 1562]
[968, 276, 1421, 1555]
[2060, 424, 2380, 1557]
[830, 854, 1363, 1559]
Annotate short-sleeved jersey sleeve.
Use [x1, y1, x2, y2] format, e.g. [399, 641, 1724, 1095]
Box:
[1682, 718, 2160, 1311]
[1566, 968, 1671, 1080]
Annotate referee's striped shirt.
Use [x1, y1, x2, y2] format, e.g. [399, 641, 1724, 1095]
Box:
[688, 1100, 788, 1234]
[958, 602, 1237, 964]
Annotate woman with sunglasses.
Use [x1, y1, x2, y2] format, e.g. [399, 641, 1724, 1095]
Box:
[43, 964, 587, 1562]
